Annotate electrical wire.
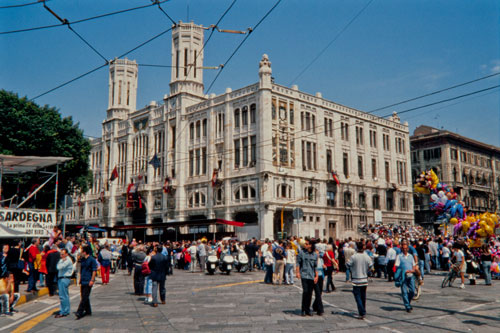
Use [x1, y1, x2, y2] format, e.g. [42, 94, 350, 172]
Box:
[0, 0, 170, 35]
[0, 0, 47, 9]
[183, 0, 238, 82]
[205, 0, 283, 94]
[369, 72, 500, 113]
[156, 1, 176, 25]
[288, 0, 375, 86]
[30, 27, 174, 101]
[67, 25, 108, 63]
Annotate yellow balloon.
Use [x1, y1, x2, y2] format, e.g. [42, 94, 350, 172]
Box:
[477, 229, 487, 237]
[462, 221, 470, 231]
[479, 220, 486, 228]
[450, 218, 458, 225]
[485, 225, 493, 235]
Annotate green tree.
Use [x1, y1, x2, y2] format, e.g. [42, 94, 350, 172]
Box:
[0, 90, 92, 209]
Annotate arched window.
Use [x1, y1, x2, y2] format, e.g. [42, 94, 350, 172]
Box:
[343, 191, 352, 207]
[234, 108, 240, 128]
[235, 185, 257, 201]
[242, 106, 248, 127]
[372, 194, 380, 209]
[277, 184, 292, 198]
[359, 192, 366, 209]
[305, 186, 316, 202]
[214, 188, 224, 205]
[250, 104, 256, 124]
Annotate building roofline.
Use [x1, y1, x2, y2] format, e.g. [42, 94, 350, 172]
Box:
[410, 126, 500, 154]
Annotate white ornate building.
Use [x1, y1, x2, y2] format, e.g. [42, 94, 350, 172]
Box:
[66, 21, 414, 240]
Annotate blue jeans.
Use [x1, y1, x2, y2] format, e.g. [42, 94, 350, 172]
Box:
[145, 276, 152, 295]
[418, 260, 425, 279]
[58, 278, 71, 315]
[27, 262, 38, 291]
[431, 255, 440, 269]
[284, 263, 295, 284]
[482, 261, 492, 285]
[345, 267, 351, 281]
[264, 264, 273, 284]
[352, 286, 367, 316]
[401, 275, 415, 310]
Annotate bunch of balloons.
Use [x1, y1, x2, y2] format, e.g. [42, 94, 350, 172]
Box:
[414, 169, 500, 243]
[491, 262, 500, 274]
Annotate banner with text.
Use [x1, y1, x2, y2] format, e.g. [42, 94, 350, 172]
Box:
[0, 208, 56, 237]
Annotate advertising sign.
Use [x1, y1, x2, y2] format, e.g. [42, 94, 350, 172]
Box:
[0, 208, 56, 237]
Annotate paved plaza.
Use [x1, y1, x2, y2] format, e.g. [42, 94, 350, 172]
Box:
[1, 269, 499, 333]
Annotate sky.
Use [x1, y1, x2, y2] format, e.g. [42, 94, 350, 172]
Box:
[1, 0, 499, 145]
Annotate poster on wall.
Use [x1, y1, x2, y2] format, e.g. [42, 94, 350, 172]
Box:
[0, 208, 56, 237]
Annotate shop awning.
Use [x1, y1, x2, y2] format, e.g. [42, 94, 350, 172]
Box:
[112, 218, 245, 230]
[0, 154, 72, 175]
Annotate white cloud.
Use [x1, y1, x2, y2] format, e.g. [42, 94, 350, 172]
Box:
[481, 59, 500, 73]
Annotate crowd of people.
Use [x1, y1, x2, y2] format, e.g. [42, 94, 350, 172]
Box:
[1, 222, 499, 321]
[0, 226, 119, 319]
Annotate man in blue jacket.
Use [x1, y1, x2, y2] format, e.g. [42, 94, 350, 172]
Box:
[75, 245, 97, 320]
[149, 245, 168, 307]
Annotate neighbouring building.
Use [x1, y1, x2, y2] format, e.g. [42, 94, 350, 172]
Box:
[411, 125, 500, 229]
[66, 21, 414, 240]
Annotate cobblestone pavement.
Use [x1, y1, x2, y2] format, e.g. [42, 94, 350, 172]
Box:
[1, 268, 499, 332]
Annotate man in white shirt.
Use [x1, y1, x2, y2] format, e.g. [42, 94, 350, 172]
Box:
[452, 244, 466, 289]
[189, 242, 198, 273]
[344, 244, 356, 282]
[441, 244, 451, 271]
[428, 238, 439, 270]
[386, 242, 397, 282]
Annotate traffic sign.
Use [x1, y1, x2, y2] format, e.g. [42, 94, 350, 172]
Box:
[293, 208, 304, 219]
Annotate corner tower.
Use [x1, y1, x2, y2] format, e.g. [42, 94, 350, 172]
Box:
[170, 21, 205, 97]
[107, 58, 138, 120]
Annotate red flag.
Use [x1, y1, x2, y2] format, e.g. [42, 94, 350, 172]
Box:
[211, 169, 218, 187]
[331, 171, 340, 185]
[163, 177, 171, 193]
[109, 166, 118, 181]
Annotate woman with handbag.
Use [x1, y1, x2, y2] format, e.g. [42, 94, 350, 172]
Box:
[142, 248, 154, 304]
[323, 244, 338, 293]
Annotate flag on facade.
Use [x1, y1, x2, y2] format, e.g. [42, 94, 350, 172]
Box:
[109, 166, 118, 181]
[149, 153, 161, 169]
[211, 169, 219, 187]
[331, 171, 340, 185]
[163, 176, 171, 193]
[126, 182, 136, 209]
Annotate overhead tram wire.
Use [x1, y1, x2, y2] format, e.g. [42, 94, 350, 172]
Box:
[42, 3, 108, 64]
[288, 0, 375, 86]
[368, 71, 500, 113]
[0, 0, 170, 35]
[205, 0, 283, 94]
[155, 0, 176, 25]
[183, 0, 238, 81]
[30, 26, 174, 101]
[169, 83, 500, 165]
[0, 0, 49, 9]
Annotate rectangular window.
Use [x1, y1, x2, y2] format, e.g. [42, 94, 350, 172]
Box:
[302, 141, 306, 170]
[371, 158, 377, 179]
[324, 118, 328, 136]
[289, 102, 294, 125]
[326, 149, 332, 172]
[329, 119, 333, 137]
[250, 104, 256, 124]
[196, 121, 201, 138]
[194, 50, 197, 78]
[234, 140, 240, 168]
[343, 152, 349, 177]
[358, 156, 363, 179]
[369, 130, 377, 148]
[234, 109, 240, 128]
[272, 98, 277, 120]
[202, 147, 207, 175]
[306, 142, 312, 170]
[176, 50, 179, 78]
[189, 150, 194, 176]
[306, 113, 311, 131]
[250, 136, 256, 165]
[356, 126, 363, 145]
[202, 119, 207, 137]
[242, 137, 249, 167]
[242, 107, 248, 127]
[312, 115, 316, 132]
[313, 143, 317, 170]
[184, 48, 188, 76]
[327, 191, 336, 207]
[195, 149, 201, 175]
[341, 122, 349, 141]
[385, 161, 390, 182]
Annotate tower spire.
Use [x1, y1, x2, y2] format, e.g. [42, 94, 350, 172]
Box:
[170, 21, 205, 97]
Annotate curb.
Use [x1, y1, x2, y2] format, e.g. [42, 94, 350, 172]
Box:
[16, 279, 77, 306]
